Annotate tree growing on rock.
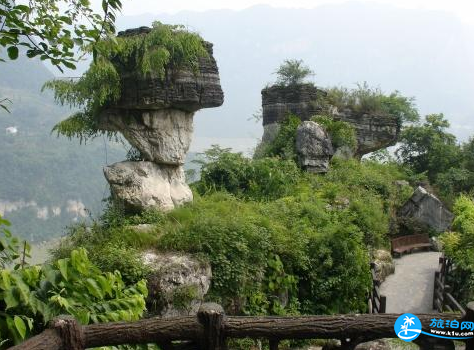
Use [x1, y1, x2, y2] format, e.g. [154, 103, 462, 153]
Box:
[274, 59, 314, 86]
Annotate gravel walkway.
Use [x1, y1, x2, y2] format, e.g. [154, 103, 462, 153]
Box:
[380, 251, 441, 313]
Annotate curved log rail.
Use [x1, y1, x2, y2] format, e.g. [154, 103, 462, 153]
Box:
[8, 302, 474, 350]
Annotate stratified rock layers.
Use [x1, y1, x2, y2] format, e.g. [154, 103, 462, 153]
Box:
[100, 27, 224, 212]
[261, 84, 400, 158]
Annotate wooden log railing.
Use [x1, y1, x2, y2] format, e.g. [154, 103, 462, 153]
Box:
[8, 302, 474, 350]
[433, 254, 466, 315]
[369, 263, 386, 314]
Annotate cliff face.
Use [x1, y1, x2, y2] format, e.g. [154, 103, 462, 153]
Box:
[261, 84, 400, 158]
[334, 109, 400, 156]
[261, 84, 324, 125]
[99, 26, 224, 213]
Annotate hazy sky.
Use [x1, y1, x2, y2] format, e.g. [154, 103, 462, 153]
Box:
[111, 0, 474, 24]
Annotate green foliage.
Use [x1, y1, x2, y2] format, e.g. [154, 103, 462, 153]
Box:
[44, 21, 207, 141]
[0, 247, 147, 347]
[55, 148, 410, 318]
[0, 0, 122, 70]
[325, 82, 419, 123]
[397, 114, 462, 187]
[89, 242, 150, 285]
[439, 195, 474, 303]
[0, 216, 31, 269]
[258, 114, 301, 161]
[195, 145, 301, 200]
[274, 59, 314, 86]
[311, 115, 357, 150]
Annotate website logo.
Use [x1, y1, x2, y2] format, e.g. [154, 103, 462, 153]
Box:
[394, 313, 474, 341]
[395, 314, 422, 341]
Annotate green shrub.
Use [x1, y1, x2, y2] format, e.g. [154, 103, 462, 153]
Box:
[0, 245, 147, 348]
[259, 114, 301, 161]
[274, 59, 314, 86]
[311, 115, 357, 150]
[439, 195, 474, 303]
[89, 242, 150, 284]
[196, 147, 301, 201]
[325, 82, 419, 123]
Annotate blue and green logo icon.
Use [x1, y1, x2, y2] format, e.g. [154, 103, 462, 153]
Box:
[394, 313, 422, 342]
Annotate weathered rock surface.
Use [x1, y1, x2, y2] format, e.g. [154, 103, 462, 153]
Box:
[372, 250, 395, 282]
[261, 84, 325, 144]
[98, 109, 193, 165]
[104, 161, 192, 212]
[114, 28, 224, 112]
[333, 108, 400, 158]
[295, 121, 334, 173]
[142, 250, 212, 317]
[262, 84, 324, 126]
[260, 84, 400, 158]
[399, 186, 454, 232]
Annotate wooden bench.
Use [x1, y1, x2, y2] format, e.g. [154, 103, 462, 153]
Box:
[391, 234, 431, 256]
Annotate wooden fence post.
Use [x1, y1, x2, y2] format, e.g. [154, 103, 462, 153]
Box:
[197, 303, 226, 350]
[379, 296, 386, 313]
[269, 339, 279, 350]
[433, 271, 439, 310]
[49, 316, 84, 350]
[465, 302, 474, 350]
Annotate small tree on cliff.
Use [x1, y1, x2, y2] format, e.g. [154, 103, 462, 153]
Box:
[274, 59, 314, 86]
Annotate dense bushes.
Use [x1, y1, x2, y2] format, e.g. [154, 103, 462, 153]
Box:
[311, 115, 357, 151]
[0, 216, 147, 348]
[325, 82, 419, 123]
[440, 196, 474, 304]
[196, 145, 301, 200]
[56, 150, 411, 317]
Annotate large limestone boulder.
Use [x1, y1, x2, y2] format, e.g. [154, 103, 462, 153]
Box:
[399, 186, 454, 232]
[104, 161, 192, 212]
[372, 250, 395, 282]
[295, 121, 334, 173]
[142, 251, 212, 317]
[98, 109, 193, 165]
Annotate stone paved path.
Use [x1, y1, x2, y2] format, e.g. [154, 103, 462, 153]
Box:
[380, 251, 441, 313]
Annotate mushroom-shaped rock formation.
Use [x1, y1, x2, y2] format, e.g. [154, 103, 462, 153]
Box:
[295, 121, 334, 173]
[100, 26, 224, 212]
[260, 84, 400, 158]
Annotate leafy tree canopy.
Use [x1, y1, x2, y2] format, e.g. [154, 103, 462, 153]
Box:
[274, 59, 314, 86]
[397, 113, 461, 182]
[0, 0, 122, 70]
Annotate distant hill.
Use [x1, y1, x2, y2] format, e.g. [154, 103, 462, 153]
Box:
[115, 3, 474, 142]
[0, 56, 125, 241]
